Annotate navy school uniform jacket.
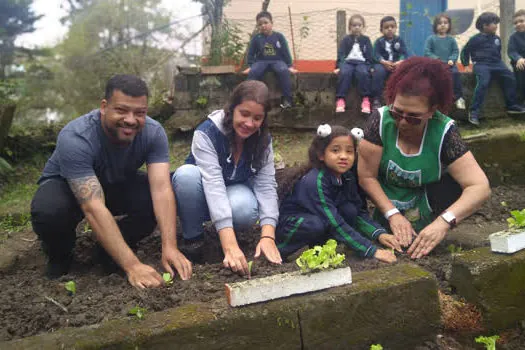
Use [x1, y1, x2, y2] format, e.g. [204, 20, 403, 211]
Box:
[373, 36, 410, 62]
[508, 31, 525, 66]
[336, 34, 374, 68]
[278, 167, 387, 257]
[246, 32, 293, 67]
[461, 33, 502, 66]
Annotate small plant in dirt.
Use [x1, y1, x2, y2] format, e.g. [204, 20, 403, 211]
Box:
[163, 272, 173, 286]
[507, 209, 525, 230]
[370, 344, 383, 350]
[247, 260, 253, 275]
[128, 306, 147, 320]
[64, 281, 76, 295]
[447, 244, 463, 254]
[296, 239, 345, 273]
[475, 335, 499, 350]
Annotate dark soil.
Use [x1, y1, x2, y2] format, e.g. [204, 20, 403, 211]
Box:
[1, 184, 525, 347]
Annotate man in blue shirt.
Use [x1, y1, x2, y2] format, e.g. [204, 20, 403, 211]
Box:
[31, 75, 192, 288]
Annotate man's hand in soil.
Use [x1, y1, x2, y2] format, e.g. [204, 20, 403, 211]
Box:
[126, 262, 164, 289]
[407, 218, 449, 259]
[162, 245, 192, 281]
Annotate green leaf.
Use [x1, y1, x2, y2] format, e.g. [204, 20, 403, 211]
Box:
[248, 261, 253, 275]
[370, 345, 384, 350]
[508, 209, 525, 229]
[162, 272, 173, 285]
[295, 239, 346, 273]
[129, 306, 147, 320]
[64, 281, 76, 295]
[475, 335, 499, 350]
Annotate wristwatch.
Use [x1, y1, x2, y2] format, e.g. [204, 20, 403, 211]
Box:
[440, 211, 457, 229]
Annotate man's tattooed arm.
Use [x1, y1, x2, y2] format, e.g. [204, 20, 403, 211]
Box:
[68, 176, 104, 205]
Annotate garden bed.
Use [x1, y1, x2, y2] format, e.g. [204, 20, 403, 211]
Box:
[1, 184, 525, 346]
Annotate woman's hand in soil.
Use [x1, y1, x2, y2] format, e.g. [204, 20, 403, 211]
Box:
[223, 244, 250, 276]
[407, 218, 449, 259]
[254, 237, 282, 264]
[377, 233, 402, 252]
[388, 213, 416, 247]
[126, 263, 164, 289]
[161, 246, 192, 281]
[374, 249, 397, 263]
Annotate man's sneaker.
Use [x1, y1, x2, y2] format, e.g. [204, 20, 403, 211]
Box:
[372, 98, 382, 110]
[361, 97, 371, 114]
[507, 104, 525, 114]
[335, 98, 346, 113]
[46, 254, 73, 279]
[280, 99, 292, 109]
[455, 97, 466, 110]
[468, 112, 480, 126]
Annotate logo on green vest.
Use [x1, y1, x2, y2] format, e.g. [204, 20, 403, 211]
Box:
[386, 160, 422, 188]
[264, 42, 276, 56]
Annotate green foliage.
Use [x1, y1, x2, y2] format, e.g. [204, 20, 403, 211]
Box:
[247, 260, 253, 275]
[64, 281, 77, 295]
[475, 335, 499, 350]
[162, 273, 173, 286]
[507, 209, 525, 230]
[0, 213, 31, 234]
[370, 345, 383, 350]
[0, 157, 13, 174]
[195, 96, 208, 108]
[296, 239, 345, 273]
[447, 244, 463, 254]
[128, 306, 147, 320]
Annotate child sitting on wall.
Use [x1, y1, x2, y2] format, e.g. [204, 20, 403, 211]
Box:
[243, 11, 297, 109]
[508, 9, 525, 102]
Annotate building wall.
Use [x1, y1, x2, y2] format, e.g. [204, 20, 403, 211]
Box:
[222, 0, 525, 63]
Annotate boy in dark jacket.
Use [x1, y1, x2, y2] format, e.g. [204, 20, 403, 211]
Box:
[372, 16, 409, 109]
[508, 9, 525, 101]
[334, 14, 374, 114]
[461, 12, 525, 125]
[243, 11, 297, 109]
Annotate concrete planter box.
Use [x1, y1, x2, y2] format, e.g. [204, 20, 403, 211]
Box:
[489, 229, 525, 253]
[226, 267, 352, 307]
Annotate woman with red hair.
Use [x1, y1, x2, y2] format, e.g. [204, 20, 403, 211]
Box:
[358, 57, 490, 259]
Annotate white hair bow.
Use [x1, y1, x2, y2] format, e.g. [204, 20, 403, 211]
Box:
[317, 124, 332, 138]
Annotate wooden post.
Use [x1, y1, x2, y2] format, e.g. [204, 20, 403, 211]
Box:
[500, 0, 515, 67]
[0, 104, 16, 153]
[336, 11, 347, 57]
[288, 5, 297, 62]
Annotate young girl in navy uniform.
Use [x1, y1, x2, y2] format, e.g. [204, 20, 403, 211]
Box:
[275, 124, 399, 263]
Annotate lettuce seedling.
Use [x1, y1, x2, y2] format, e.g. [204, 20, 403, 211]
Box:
[163, 273, 173, 286]
[64, 281, 76, 295]
[507, 209, 525, 230]
[128, 306, 147, 320]
[475, 335, 499, 350]
[248, 261, 253, 275]
[370, 345, 383, 350]
[296, 239, 345, 273]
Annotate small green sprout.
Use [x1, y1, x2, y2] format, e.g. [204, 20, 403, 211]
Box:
[248, 261, 253, 275]
[163, 273, 173, 286]
[64, 281, 76, 295]
[447, 244, 463, 254]
[296, 239, 345, 273]
[370, 345, 383, 350]
[507, 209, 525, 230]
[475, 335, 499, 350]
[128, 306, 147, 320]
[500, 201, 507, 207]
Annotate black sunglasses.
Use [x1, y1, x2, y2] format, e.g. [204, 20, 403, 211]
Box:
[389, 105, 432, 125]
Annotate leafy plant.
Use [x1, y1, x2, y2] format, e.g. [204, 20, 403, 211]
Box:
[247, 260, 253, 275]
[163, 272, 173, 286]
[64, 281, 76, 295]
[370, 345, 383, 350]
[195, 96, 208, 108]
[128, 306, 147, 320]
[507, 209, 525, 230]
[296, 239, 345, 273]
[447, 244, 463, 254]
[475, 335, 499, 350]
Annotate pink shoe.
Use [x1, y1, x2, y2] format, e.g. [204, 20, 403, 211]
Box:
[335, 98, 346, 113]
[361, 97, 371, 114]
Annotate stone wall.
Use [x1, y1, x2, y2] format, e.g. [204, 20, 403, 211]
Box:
[169, 70, 508, 134]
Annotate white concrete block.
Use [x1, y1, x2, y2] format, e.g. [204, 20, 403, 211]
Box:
[225, 267, 352, 307]
[489, 230, 525, 254]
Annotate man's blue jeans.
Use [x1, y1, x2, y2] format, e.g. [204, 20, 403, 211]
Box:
[172, 164, 259, 240]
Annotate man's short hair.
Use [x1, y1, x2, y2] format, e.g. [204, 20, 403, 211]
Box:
[475, 12, 500, 31]
[104, 74, 149, 101]
[513, 9, 525, 19]
[256, 11, 272, 23]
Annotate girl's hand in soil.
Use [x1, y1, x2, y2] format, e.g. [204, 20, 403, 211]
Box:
[127, 262, 164, 289]
[374, 249, 397, 263]
[161, 246, 192, 281]
[388, 213, 416, 247]
[407, 218, 449, 259]
[223, 244, 250, 276]
[377, 233, 402, 252]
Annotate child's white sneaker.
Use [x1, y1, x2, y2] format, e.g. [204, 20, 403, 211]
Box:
[455, 97, 466, 110]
